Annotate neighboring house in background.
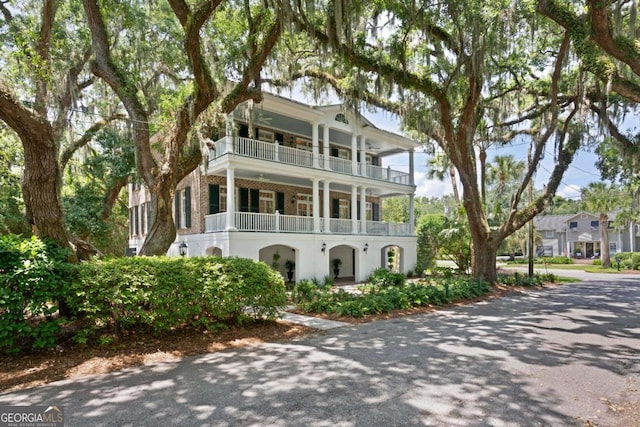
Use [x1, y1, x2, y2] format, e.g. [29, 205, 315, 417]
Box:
[534, 212, 640, 258]
[129, 92, 419, 282]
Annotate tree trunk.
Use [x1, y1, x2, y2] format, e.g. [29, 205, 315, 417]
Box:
[22, 133, 75, 259]
[449, 165, 461, 206]
[471, 231, 500, 283]
[139, 188, 177, 256]
[479, 148, 487, 206]
[600, 213, 611, 268]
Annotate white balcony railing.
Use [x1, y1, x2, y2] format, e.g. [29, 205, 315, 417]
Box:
[209, 136, 411, 185]
[204, 212, 412, 236]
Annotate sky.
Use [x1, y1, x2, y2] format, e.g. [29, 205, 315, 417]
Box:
[371, 111, 603, 201]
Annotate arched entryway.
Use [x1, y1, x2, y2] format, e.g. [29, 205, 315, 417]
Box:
[259, 244, 297, 283]
[328, 244, 358, 282]
[206, 246, 223, 257]
[381, 245, 404, 273]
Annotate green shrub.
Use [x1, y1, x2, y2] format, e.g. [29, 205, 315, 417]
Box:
[0, 235, 72, 353]
[295, 276, 491, 318]
[592, 259, 602, 266]
[69, 256, 286, 338]
[368, 268, 405, 287]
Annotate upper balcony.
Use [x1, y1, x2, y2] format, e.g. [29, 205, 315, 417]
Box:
[208, 136, 412, 186]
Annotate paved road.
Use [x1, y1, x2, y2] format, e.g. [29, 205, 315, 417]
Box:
[2, 276, 639, 426]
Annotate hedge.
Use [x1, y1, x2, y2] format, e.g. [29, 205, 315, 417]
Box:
[1, 235, 287, 352]
[69, 256, 287, 337]
[0, 235, 71, 352]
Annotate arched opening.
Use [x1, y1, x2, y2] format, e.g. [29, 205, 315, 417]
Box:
[381, 245, 403, 273]
[206, 246, 223, 257]
[329, 244, 357, 282]
[259, 244, 297, 283]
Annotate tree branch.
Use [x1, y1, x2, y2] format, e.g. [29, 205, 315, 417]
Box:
[82, 0, 155, 185]
[60, 113, 127, 172]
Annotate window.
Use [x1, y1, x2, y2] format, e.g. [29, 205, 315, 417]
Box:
[297, 194, 312, 216]
[339, 199, 350, 219]
[220, 186, 227, 212]
[590, 220, 599, 229]
[175, 187, 191, 229]
[366, 202, 372, 221]
[609, 242, 617, 253]
[335, 113, 349, 124]
[545, 230, 554, 238]
[608, 221, 614, 229]
[260, 190, 274, 213]
[337, 148, 349, 159]
[257, 129, 274, 143]
[569, 221, 578, 230]
[295, 138, 312, 151]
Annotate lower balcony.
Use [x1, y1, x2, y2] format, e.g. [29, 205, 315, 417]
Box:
[205, 212, 412, 236]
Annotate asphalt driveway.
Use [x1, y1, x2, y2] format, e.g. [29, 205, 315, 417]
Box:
[1, 276, 639, 426]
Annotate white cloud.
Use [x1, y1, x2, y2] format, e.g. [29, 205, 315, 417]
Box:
[414, 171, 453, 198]
[557, 184, 582, 200]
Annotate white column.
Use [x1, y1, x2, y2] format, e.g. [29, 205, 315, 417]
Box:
[225, 115, 234, 154]
[360, 186, 367, 234]
[351, 134, 358, 175]
[226, 167, 236, 230]
[631, 223, 636, 252]
[324, 180, 331, 233]
[312, 122, 319, 168]
[360, 136, 367, 177]
[409, 148, 415, 185]
[351, 185, 358, 234]
[409, 194, 415, 234]
[312, 178, 320, 233]
[323, 126, 330, 170]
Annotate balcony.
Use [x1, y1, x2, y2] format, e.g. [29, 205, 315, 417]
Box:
[205, 212, 412, 236]
[209, 136, 412, 185]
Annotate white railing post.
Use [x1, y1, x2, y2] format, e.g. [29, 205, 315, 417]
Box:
[275, 210, 280, 232]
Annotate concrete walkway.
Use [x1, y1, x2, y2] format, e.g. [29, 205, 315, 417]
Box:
[281, 310, 350, 330]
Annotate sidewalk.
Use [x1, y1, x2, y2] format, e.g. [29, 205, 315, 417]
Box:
[281, 310, 351, 330]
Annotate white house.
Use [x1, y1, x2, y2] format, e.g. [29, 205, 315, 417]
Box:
[534, 212, 639, 258]
[128, 92, 420, 282]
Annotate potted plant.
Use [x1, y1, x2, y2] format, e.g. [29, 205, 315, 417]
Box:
[331, 258, 342, 279]
[285, 259, 295, 282]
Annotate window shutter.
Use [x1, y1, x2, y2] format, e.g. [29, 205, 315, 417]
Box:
[275, 133, 284, 144]
[332, 198, 340, 218]
[239, 124, 249, 138]
[240, 188, 249, 212]
[129, 208, 134, 237]
[174, 193, 181, 228]
[250, 189, 260, 213]
[276, 192, 285, 213]
[134, 205, 139, 235]
[146, 202, 152, 231]
[331, 147, 339, 157]
[373, 202, 380, 221]
[357, 201, 361, 220]
[185, 186, 191, 228]
[209, 184, 220, 214]
[140, 204, 145, 235]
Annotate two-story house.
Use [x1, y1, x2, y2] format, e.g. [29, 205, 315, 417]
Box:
[534, 212, 639, 258]
[129, 92, 419, 282]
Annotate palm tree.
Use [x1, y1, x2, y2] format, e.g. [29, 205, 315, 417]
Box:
[427, 153, 461, 206]
[486, 155, 526, 199]
[581, 182, 621, 268]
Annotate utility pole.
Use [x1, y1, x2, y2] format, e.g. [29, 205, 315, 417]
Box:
[528, 145, 534, 277]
